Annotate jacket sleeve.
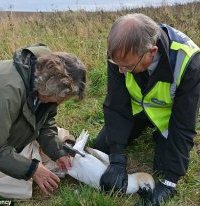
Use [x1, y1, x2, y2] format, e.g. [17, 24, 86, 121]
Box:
[103, 60, 134, 152]
[163, 52, 200, 182]
[0, 99, 38, 180]
[37, 106, 66, 161]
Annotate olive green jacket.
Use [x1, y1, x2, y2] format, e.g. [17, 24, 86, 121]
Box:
[0, 44, 66, 180]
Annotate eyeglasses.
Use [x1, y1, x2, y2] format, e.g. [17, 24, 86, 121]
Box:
[108, 53, 145, 73]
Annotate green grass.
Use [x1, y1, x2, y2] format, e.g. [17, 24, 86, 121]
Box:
[0, 1, 200, 205]
[52, 182, 135, 206]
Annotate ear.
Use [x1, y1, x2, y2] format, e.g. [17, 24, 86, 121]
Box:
[149, 46, 158, 57]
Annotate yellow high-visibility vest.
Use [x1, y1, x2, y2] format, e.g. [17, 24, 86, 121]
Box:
[125, 26, 200, 138]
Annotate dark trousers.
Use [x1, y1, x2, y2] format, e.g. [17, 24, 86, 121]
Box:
[94, 111, 170, 180]
[94, 111, 152, 153]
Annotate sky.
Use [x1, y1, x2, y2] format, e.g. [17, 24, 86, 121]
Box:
[0, 0, 196, 12]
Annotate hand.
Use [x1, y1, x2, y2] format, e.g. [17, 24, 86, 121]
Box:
[100, 153, 128, 193]
[33, 163, 60, 195]
[56, 156, 71, 170]
[150, 181, 176, 205]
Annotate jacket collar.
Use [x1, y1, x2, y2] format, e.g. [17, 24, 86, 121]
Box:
[13, 49, 38, 112]
[26, 57, 40, 112]
[151, 29, 174, 83]
[13, 44, 51, 113]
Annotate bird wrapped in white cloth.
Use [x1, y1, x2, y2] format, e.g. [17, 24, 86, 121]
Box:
[49, 130, 155, 194]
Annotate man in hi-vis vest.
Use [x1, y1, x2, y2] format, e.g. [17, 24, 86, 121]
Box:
[95, 13, 200, 205]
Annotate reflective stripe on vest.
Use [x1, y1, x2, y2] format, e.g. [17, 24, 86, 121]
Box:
[126, 41, 199, 138]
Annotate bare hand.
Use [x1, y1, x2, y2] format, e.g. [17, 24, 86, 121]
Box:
[33, 163, 60, 195]
[56, 156, 72, 170]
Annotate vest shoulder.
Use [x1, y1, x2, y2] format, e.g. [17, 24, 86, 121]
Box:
[161, 24, 199, 49]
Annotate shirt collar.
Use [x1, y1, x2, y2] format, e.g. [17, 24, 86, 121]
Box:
[147, 51, 161, 75]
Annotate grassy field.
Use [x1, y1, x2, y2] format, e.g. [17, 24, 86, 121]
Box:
[0, 1, 200, 205]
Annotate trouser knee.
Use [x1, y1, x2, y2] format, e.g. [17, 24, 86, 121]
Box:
[94, 126, 110, 154]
